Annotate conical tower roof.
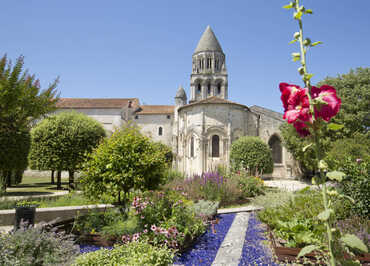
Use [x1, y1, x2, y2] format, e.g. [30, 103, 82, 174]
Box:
[194, 26, 223, 54]
[175, 85, 186, 98]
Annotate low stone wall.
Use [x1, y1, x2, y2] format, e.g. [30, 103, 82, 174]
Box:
[0, 204, 114, 226]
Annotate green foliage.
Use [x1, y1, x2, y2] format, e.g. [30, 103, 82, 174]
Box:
[152, 142, 173, 165]
[80, 124, 167, 205]
[258, 188, 327, 248]
[317, 67, 370, 138]
[232, 170, 265, 197]
[250, 189, 294, 209]
[191, 200, 219, 219]
[29, 111, 105, 173]
[73, 241, 174, 266]
[0, 55, 59, 194]
[338, 158, 370, 218]
[326, 133, 370, 170]
[0, 224, 79, 265]
[230, 136, 273, 175]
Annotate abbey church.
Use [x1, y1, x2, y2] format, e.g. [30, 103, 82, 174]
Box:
[56, 26, 296, 178]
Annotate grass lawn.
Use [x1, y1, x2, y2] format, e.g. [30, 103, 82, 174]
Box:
[4, 174, 69, 197]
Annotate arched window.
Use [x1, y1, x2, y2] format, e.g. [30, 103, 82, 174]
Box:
[197, 83, 201, 93]
[207, 83, 211, 95]
[212, 135, 220, 157]
[158, 127, 163, 136]
[268, 135, 282, 163]
[217, 83, 221, 94]
[190, 136, 194, 157]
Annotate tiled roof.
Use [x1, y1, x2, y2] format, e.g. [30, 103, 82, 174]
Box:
[136, 105, 175, 115]
[179, 96, 249, 110]
[56, 98, 139, 109]
[250, 105, 284, 121]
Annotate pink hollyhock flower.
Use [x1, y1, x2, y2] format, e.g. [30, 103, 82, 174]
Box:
[279, 82, 301, 110]
[281, 86, 311, 124]
[311, 85, 341, 122]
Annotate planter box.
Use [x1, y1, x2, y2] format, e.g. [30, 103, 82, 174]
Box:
[268, 228, 370, 264]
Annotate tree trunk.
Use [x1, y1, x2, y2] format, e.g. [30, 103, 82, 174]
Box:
[68, 170, 74, 191]
[0, 171, 6, 196]
[51, 170, 55, 184]
[56, 171, 62, 190]
[6, 171, 12, 187]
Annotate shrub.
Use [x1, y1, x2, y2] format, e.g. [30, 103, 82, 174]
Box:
[233, 171, 265, 197]
[129, 190, 206, 250]
[80, 124, 167, 206]
[250, 189, 294, 209]
[337, 158, 370, 218]
[73, 241, 174, 266]
[0, 223, 79, 265]
[191, 200, 219, 219]
[230, 136, 273, 175]
[326, 133, 370, 170]
[29, 111, 106, 190]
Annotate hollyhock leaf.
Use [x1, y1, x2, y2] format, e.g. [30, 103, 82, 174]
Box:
[289, 39, 298, 44]
[327, 171, 345, 182]
[327, 123, 344, 131]
[341, 234, 368, 253]
[283, 2, 294, 9]
[302, 143, 312, 152]
[311, 41, 322, 47]
[304, 9, 313, 14]
[318, 160, 328, 170]
[298, 245, 318, 258]
[303, 73, 314, 81]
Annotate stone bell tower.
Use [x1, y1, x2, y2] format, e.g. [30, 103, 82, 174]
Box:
[189, 26, 228, 103]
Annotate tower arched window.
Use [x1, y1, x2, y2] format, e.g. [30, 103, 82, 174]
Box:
[158, 127, 163, 136]
[207, 83, 211, 95]
[197, 83, 201, 93]
[211, 135, 220, 157]
[190, 136, 194, 157]
[217, 83, 221, 94]
[268, 135, 282, 163]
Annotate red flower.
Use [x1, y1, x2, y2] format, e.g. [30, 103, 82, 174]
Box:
[293, 121, 311, 137]
[311, 85, 341, 122]
[279, 83, 312, 124]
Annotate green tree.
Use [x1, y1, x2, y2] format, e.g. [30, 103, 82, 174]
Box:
[230, 136, 273, 176]
[80, 124, 167, 207]
[0, 55, 58, 195]
[29, 112, 106, 190]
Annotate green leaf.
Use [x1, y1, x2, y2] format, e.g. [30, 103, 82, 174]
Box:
[341, 234, 368, 253]
[294, 11, 303, 20]
[327, 123, 344, 131]
[283, 3, 293, 9]
[304, 9, 313, 14]
[317, 209, 333, 221]
[303, 73, 314, 81]
[289, 39, 298, 44]
[302, 143, 312, 152]
[311, 41, 322, 47]
[297, 245, 318, 258]
[327, 171, 345, 182]
[318, 160, 328, 170]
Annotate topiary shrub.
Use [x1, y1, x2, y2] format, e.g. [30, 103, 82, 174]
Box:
[73, 241, 174, 266]
[80, 124, 167, 207]
[29, 111, 106, 190]
[230, 136, 273, 175]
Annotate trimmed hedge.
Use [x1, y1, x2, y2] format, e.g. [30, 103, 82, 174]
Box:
[230, 136, 273, 175]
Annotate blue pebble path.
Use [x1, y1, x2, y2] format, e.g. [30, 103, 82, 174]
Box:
[80, 212, 279, 265]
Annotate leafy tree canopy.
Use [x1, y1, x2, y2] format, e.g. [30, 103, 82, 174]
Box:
[29, 111, 106, 189]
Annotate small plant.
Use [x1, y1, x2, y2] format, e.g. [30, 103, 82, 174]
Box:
[191, 200, 219, 220]
[15, 200, 39, 208]
[0, 222, 79, 265]
[73, 241, 174, 266]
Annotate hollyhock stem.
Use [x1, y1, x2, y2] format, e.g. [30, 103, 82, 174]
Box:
[294, 1, 336, 264]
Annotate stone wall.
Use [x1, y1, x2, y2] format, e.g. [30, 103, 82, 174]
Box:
[135, 114, 173, 146]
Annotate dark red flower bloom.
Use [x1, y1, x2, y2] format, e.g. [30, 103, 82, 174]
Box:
[311, 85, 341, 122]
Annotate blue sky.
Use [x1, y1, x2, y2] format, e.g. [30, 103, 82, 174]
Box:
[1, 0, 369, 112]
